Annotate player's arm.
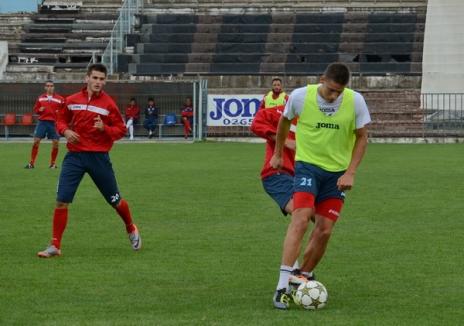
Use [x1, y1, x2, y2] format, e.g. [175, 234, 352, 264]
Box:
[336, 127, 368, 191]
[250, 108, 277, 140]
[33, 99, 43, 114]
[57, 101, 80, 143]
[337, 93, 371, 191]
[99, 104, 127, 140]
[270, 116, 291, 169]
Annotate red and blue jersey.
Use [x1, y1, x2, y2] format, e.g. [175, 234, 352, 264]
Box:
[181, 105, 193, 118]
[250, 105, 297, 179]
[33, 93, 65, 122]
[57, 87, 126, 153]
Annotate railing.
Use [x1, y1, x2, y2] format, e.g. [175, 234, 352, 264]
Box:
[421, 93, 464, 137]
[101, 0, 143, 75]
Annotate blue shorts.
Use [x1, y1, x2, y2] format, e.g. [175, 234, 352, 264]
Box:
[262, 173, 294, 216]
[34, 120, 59, 140]
[57, 152, 121, 205]
[294, 161, 345, 203]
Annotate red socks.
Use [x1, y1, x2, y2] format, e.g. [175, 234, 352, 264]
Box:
[50, 200, 134, 249]
[115, 199, 135, 233]
[51, 146, 58, 165]
[52, 207, 68, 249]
[183, 120, 191, 138]
[30, 143, 39, 164]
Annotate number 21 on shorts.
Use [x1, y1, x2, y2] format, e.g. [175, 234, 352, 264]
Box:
[299, 177, 312, 187]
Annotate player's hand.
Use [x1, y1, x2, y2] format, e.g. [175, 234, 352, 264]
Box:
[285, 139, 296, 151]
[94, 115, 104, 131]
[337, 172, 355, 191]
[270, 153, 283, 170]
[64, 129, 80, 144]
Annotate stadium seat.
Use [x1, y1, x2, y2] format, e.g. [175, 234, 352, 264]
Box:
[21, 113, 34, 126]
[3, 113, 16, 125]
[3, 113, 16, 140]
[164, 113, 177, 126]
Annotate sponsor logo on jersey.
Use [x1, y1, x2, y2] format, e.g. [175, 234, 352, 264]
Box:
[316, 122, 340, 130]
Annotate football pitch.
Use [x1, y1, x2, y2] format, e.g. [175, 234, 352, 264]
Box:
[0, 142, 462, 325]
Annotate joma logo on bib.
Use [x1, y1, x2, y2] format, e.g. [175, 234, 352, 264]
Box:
[316, 122, 340, 130]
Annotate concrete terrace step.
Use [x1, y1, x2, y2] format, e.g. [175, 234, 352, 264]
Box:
[32, 13, 117, 21]
[140, 22, 425, 34]
[9, 52, 98, 64]
[21, 31, 112, 41]
[140, 32, 423, 43]
[143, 0, 427, 8]
[130, 53, 422, 65]
[8, 62, 89, 69]
[19, 43, 107, 54]
[128, 62, 422, 75]
[137, 42, 423, 54]
[25, 23, 114, 32]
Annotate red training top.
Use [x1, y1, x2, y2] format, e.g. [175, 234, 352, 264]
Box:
[250, 105, 297, 179]
[57, 87, 127, 152]
[125, 104, 140, 120]
[33, 93, 65, 121]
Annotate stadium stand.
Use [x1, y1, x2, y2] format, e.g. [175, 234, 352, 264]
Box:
[1, 0, 442, 138]
[3, 0, 118, 80]
[0, 13, 31, 54]
[124, 10, 424, 76]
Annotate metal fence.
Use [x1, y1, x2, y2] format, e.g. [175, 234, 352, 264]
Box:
[0, 80, 208, 140]
[101, 0, 143, 75]
[1, 87, 463, 139]
[421, 93, 464, 137]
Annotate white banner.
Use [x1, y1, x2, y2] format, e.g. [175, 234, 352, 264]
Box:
[207, 94, 263, 126]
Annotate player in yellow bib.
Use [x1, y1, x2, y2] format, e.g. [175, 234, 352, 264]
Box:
[258, 78, 289, 110]
[270, 63, 371, 309]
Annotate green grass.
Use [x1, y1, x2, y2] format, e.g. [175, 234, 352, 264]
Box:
[0, 142, 463, 325]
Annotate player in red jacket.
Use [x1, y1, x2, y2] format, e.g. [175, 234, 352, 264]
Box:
[251, 104, 296, 215]
[25, 80, 65, 169]
[181, 97, 193, 139]
[37, 63, 141, 258]
[125, 97, 140, 140]
[252, 80, 293, 215]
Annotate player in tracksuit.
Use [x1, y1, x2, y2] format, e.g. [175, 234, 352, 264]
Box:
[37, 63, 142, 258]
[251, 104, 296, 216]
[253, 78, 291, 212]
[181, 97, 194, 139]
[25, 80, 65, 169]
[125, 97, 140, 140]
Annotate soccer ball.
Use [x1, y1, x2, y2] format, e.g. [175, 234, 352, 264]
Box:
[293, 281, 328, 310]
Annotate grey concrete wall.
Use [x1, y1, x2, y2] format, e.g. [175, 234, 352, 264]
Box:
[421, 0, 464, 94]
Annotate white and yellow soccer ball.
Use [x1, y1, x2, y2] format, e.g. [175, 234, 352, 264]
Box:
[293, 280, 328, 310]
